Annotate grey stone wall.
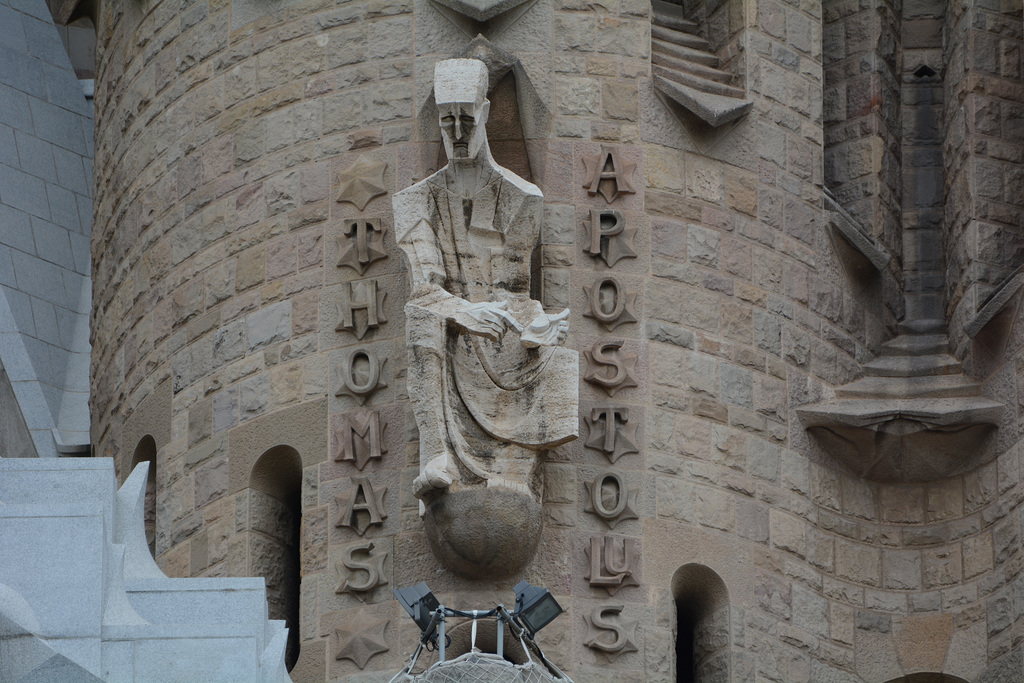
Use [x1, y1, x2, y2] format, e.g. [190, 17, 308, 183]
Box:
[0, 0, 93, 457]
[943, 0, 1024, 361]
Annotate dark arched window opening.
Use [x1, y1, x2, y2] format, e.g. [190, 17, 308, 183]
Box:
[249, 446, 303, 671]
[672, 564, 729, 683]
[131, 436, 158, 558]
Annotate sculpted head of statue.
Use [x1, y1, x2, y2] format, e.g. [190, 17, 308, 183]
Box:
[434, 59, 490, 162]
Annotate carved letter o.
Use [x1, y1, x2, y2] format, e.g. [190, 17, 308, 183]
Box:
[344, 348, 380, 395]
[592, 471, 628, 519]
[589, 277, 626, 325]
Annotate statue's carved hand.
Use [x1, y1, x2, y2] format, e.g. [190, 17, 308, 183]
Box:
[413, 456, 455, 497]
[454, 301, 523, 341]
[520, 309, 570, 348]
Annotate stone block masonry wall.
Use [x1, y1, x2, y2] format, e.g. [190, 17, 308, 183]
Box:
[943, 0, 1024, 360]
[90, 0, 1024, 681]
[823, 0, 903, 291]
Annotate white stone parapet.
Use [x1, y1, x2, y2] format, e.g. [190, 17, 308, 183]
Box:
[0, 457, 291, 682]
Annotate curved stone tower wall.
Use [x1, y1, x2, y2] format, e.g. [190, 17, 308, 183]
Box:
[90, 0, 1024, 680]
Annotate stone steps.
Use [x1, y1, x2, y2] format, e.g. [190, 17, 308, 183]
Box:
[650, 38, 720, 67]
[653, 65, 746, 99]
[835, 373, 984, 399]
[897, 317, 947, 335]
[648, 1, 751, 127]
[652, 50, 733, 83]
[650, 0, 700, 33]
[651, 23, 710, 51]
[861, 353, 964, 378]
[652, 75, 753, 127]
[880, 333, 950, 356]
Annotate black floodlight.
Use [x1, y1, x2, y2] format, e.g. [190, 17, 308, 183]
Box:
[513, 580, 563, 636]
[394, 583, 441, 640]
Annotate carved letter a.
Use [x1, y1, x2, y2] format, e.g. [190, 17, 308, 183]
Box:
[582, 146, 637, 204]
[336, 476, 387, 536]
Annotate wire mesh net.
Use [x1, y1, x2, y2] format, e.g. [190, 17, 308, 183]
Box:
[395, 652, 563, 683]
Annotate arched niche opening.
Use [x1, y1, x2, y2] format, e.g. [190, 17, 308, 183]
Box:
[131, 435, 158, 558]
[672, 563, 730, 683]
[249, 445, 303, 671]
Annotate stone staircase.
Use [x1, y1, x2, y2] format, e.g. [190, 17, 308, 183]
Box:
[650, 0, 752, 126]
[839, 334, 982, 397]
[797, 332, 1003, 482]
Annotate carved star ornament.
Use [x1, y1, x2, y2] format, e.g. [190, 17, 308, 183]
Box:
[337, 155, 389, 211]
[335, 608, 390, 669]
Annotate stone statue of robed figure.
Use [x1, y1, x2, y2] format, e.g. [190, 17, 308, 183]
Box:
[393, 58, 578, 577]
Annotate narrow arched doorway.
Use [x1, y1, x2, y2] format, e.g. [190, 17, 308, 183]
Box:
[249, 445, 303, 671]
[672, 563, 730, 683]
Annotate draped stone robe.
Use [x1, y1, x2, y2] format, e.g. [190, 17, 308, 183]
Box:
[393, 162, 578, 501]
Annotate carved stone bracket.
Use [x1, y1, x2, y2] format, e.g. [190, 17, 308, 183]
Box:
[825, 191, 890, 272]
[583, 341, 638, 396]
[584, 472, 639, 529]
[430, 0, 534, 22]
[583, 604, 639, 660]
[335, 347, 388, 405]
[582, 146, 636, 203]
[336, 279, 387, 339]
[335, 608, 389, 668]
[337, 218, 387, 274]
[584, 209, 637, 267]
[583, 276, 637, 331]
[336, 155, 388, 211]
[333, 409, 388, 470]
[335, 476, 388, 536]
[965, 264, 1024, 338]
[584, 536, 640, 595]
[585, 407, 639, 463]
[335, 539, 388, 597]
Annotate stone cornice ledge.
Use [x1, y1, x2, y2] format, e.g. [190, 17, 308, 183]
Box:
[797, 396, 1003, 482]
